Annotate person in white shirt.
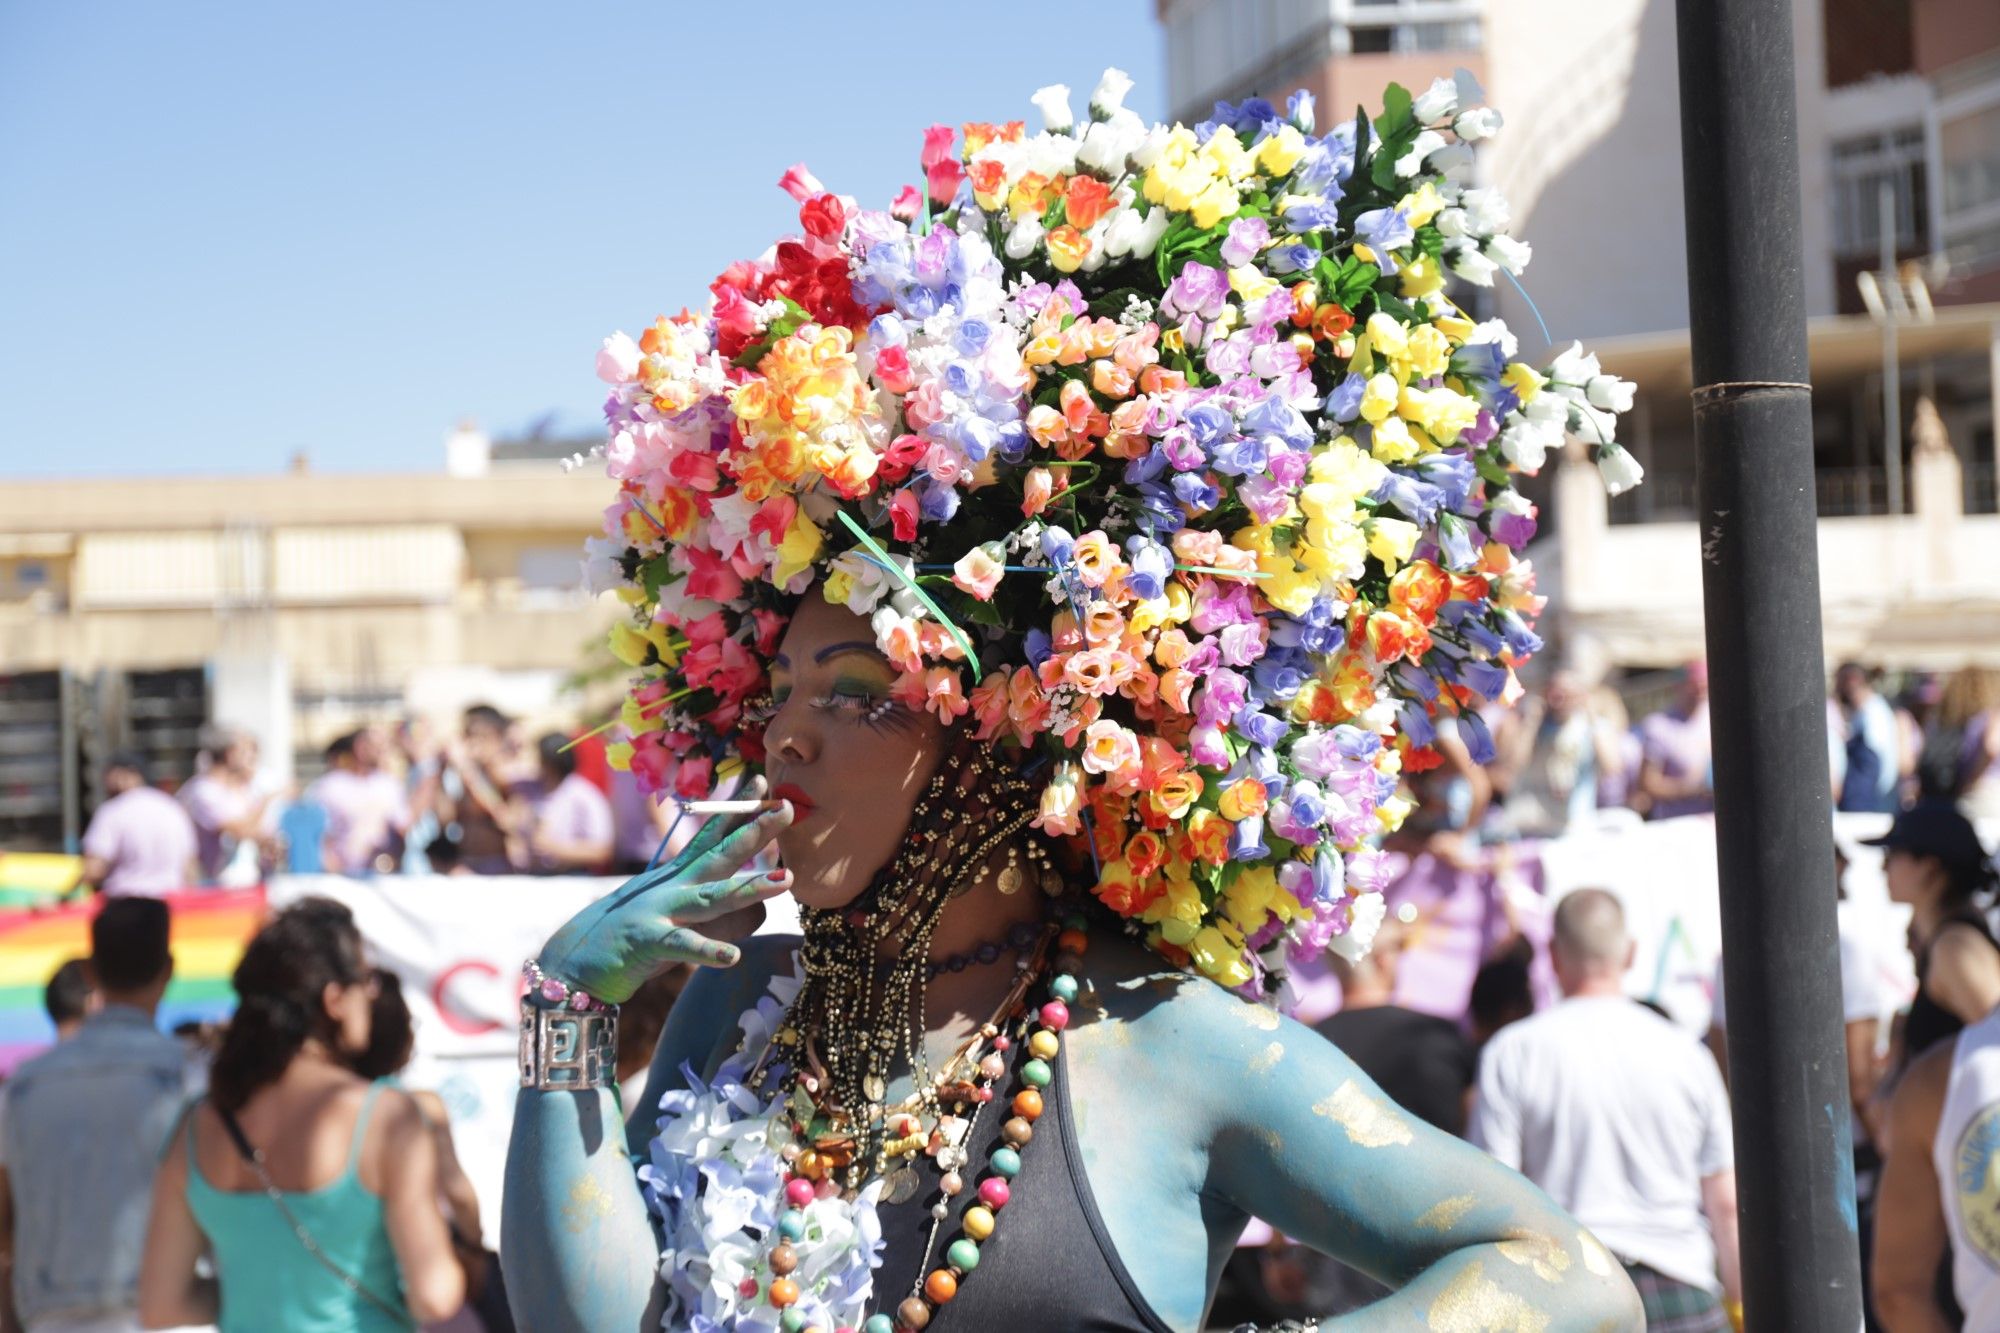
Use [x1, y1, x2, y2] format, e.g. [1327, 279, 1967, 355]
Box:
[1471, 888, 1741, 1331]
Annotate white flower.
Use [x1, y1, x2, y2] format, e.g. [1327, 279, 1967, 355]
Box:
[580, 536, 624, 595]
[1596, 444, 1646, 495]
[1458, 186, 1511, 236]
[1030, 83, 1075, 133]
[1329, 892, 1388, 962]
[1411, 75, 1460, 124]
[1395, 129, 1447, 177]
[1090, 68, 1134, 119]
[1447, 244, 1498, 286]
[1454, 106, 1504, 142]
[1004, 215, 1045, 260]
[1546, 341, 1601, 387]
[1102, 203, 1168, 259]
[1499, 418, 1555, 472]
[1452, 68, 1486, 107]
[1586, 374, 1636, 413]
[1127, 125, 1174, 171]
[1021, 131, 1080, 179]
[1570, 400, 1620, 449]
[1426, 143, 1475, 180]
[1435, 207, 1470, 239]
[1075, 110, 1149, 175]
[1483, 232, 1531, 274]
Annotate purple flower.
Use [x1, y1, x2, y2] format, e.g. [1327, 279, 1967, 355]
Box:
[1240, 395, 1313, 449]
[919, 478, 960, 522]
[1347, 845, 1390, 896]
[1458, 658, 1510, 702]
[1040, 524, 1075, 563]
[1488, 502, 1538, 550]
[955, 317, 994, 356]
[1252, 654, 1308, 700]
[1191, 580, 1255, 632]
[1266, 242, 1316, 275]
[1328, 372, 1367, 422]
[1209, 434, 1267, 478]
[1499, 610, 1544, 659]
[1281, 196, 1343, 235]
[1024, 627, 1053, 669]
[1160, 426, 1207, 473]
[1184, 401, 1234, 449]
[1398, 700, 1437, 749]
[1171, 471, 1220, 511]
[1162, 262, 1230, 321]
[1353, 207, 1414, 274]
[1267, 447, 1308, 487]
[1459, 710, 1497, 764]
[1123, 537, 1172, 600]
[1195, 669, 1249, 727]
[1123, 447, 1170, 484]
[1189, 724, 1230, 769]
[1436, 513, 1479, 570]
[1235, 706, 1289, 748]
[1237, 474, 1292, 524]
[1229, 815, 1271, 862]
[1220, 216, 1271, 268]
[1416, 453, 1479, 512]
[1374, 470, 1447, 527]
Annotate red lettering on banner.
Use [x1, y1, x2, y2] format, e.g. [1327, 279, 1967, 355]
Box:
[432, 959, 505, 1036]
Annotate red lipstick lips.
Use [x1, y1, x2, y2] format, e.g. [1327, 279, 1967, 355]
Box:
[771, 782, 816, 817]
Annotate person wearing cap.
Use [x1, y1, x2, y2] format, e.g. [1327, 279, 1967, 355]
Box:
[72, 752, 197, 899]
[1872, 800, 2000, 1075]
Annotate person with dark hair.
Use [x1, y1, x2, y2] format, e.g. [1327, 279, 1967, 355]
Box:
[442, 705, 523, 874]
[524, 731, 615, 874]
[311, 729, 409, 877]
[1, 899, 182, 1333]
[1876, 801, 2000, 1073]
[137, 898, 464, 1331]
[73, 752, 196, 899]
[1469, 939, 1538, 1048]
[1835, 662, 1902, 815]
[178, 728, 277, 884]
[43, 958, 96, 1041]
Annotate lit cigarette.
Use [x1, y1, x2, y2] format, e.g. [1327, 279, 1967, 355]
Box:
[682, 799, 787, 814]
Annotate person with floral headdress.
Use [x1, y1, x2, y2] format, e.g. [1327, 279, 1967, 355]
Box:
[502, 70, 1647, 1332]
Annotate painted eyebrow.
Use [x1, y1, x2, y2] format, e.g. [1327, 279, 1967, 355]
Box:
[770, 641, 888, 671]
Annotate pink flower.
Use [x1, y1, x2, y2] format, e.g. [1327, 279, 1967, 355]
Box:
[596, 332, 642, 384]
[875, 612, 924, 673]
[969, 674, 1011, 740]
[777, 163, 825, 202]
[1033, 763, 1084, 837]
[683, 547, 744, 604]
[890, 184, 923, 221]
[921, 125, 964, 204]
[1022, 467, 1055, 516]
[889, 489, 920, 543]
[919, 665, 970, 721]
[1081, 719, 1141, 777]
[951, 542, 1006, 601]
[671, 753, 714, 801]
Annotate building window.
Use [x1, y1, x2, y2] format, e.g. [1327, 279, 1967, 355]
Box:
[1830, 126, 1929, 258]
[1940, 98, 2000, 271]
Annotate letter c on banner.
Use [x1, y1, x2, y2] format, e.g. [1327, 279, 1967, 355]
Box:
[432, 960, 503, 1037]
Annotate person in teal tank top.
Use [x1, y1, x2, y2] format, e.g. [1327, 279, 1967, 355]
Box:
[138, 898, 467, 1331]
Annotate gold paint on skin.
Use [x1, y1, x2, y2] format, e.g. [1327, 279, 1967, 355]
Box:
[1496, 1232, 1573, 1284]
[562, 1176, 615, 1233]
[1258, 1126, 1285, 1154]
[1312, 1080, 1414, 1148]
[1426, 1261, 1551, 1333]
[1235, 1002, 1282, 1032]
[1577, 1230, 1616, 1278]
[1415, 1193, 1478, 1231]
[1250, 1041, 1284, 1074]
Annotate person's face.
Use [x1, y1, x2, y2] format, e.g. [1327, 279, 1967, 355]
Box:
[105, 766, 140, 795]
[352, 729, 384, 769]
[1679, 670, 1708, 711]
[224, 738, 258, 777]
[1836, 668, 1867, 707]
[1545, 672, 1581, 719]
[762, 594, 949, 911]
[1884, 846, 1945, 907]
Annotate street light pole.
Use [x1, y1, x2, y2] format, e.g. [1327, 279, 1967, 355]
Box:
[1674, 0, 1865, 1328]
[1880, 181, 1904, 515]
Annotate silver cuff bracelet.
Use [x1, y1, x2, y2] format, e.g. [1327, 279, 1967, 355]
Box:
[519, 1001, 617, 1091]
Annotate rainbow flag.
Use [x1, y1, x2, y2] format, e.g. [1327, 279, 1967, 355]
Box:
[0, 887, 266, 1074]
[0, 853, 84, 909]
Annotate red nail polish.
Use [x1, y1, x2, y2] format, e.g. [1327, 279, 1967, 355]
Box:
[765, 869, 790, 882]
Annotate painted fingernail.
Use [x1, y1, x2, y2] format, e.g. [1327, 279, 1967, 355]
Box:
[764, 869, 791, 883]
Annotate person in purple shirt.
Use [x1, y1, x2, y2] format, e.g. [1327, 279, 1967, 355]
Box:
[178, 727, 278, 883]
[1635, 660, 1715, 820]
[309, 728, 410, 876]
[526, 732, 614, 874]
[75, 751, 197, 898]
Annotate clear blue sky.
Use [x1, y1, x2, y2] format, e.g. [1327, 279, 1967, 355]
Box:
[0, 2, 1163, 477]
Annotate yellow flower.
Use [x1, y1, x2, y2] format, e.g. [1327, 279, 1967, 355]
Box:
[609, 622, 652, 668]
[1229, 265, 1279, 303]
[1200, 130, 1255, 181]
[1399, 181, 1445, 228]
[1160, 580, 1193, 624]
[605, 740, 635, 771]
[1141, 873, 1205, 944]
[1189, 179, 1241, 230]
[1398, 254, 1446, 300]
[1404, 325, 1452, 379]
[1306, 438, 1388, 501]
[1224, 866, 1279, 933]
[1369, 416, 1419, 463]
[822, 565, 856, 608]
[1377, 791, 1414, 832]
[1365, 312, 1409, 362]
[1189, 922, 1252, 987]
[1503, 362, 1545, 404]
[1432, 308, 1475, 341]
[1359, 373, 1401, 424]
[1255, 124, 1308, 177]
[1366, 517, 1421, 571]
[1259, 558, 1318, 615]
[772, 511, 824, 588]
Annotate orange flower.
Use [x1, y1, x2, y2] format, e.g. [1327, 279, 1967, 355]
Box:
[1046, 224, 1091, 273]
[1021, 466, 1056, 516]
[1182, 808, 1231, 865]
[1217, 778, 1269, 822]
[1389, 560, 1449, 625]
[1157, 667, 1196, 715]
[1124, 830, 1168, 878]
[1071, 530, 1121, 588]
[1064, 175, 1115, 230]
[1093, 857, 1163, 917]
[1090, 359, 1135, 400]
[969, 157, 1010, 209]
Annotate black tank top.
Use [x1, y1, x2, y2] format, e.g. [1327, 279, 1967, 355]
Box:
[1905, 907, 2000, 1065]
[868, 1039, 1171, 1331]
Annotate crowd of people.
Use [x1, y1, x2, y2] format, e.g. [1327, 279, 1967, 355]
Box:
[62, 703, 694, 902]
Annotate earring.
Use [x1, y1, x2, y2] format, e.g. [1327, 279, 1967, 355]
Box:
[997, 844, 1023, 896]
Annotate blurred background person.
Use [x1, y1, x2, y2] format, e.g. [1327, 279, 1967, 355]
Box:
[1939, 666, 2000, 822]
[1836, 662, 1904, 815]
[72, 753, 196, 900]
[139, 898, 463, 1331]
[1316, 921, 1476, 1137]
[520, 733, 613, 875]
[1, 900, 182, 1333]
[312, 728, 409, 877]
[394, 717, 449, 877]
[1471, 889, 1740, 1331]
[351, 972, 500, 1332]
[1493, 669, 1623, 839]
[442, 706, 521, 875]
[1468, 939, 1539, 1051]
[42, 959, 97, 1043]
[608, 766, 690, 877]
[1634, 661, 1713, 820]
[177, 730, 277, 886]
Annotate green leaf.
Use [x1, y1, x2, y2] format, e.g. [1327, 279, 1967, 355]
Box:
[1375, 83, 1413, 138]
